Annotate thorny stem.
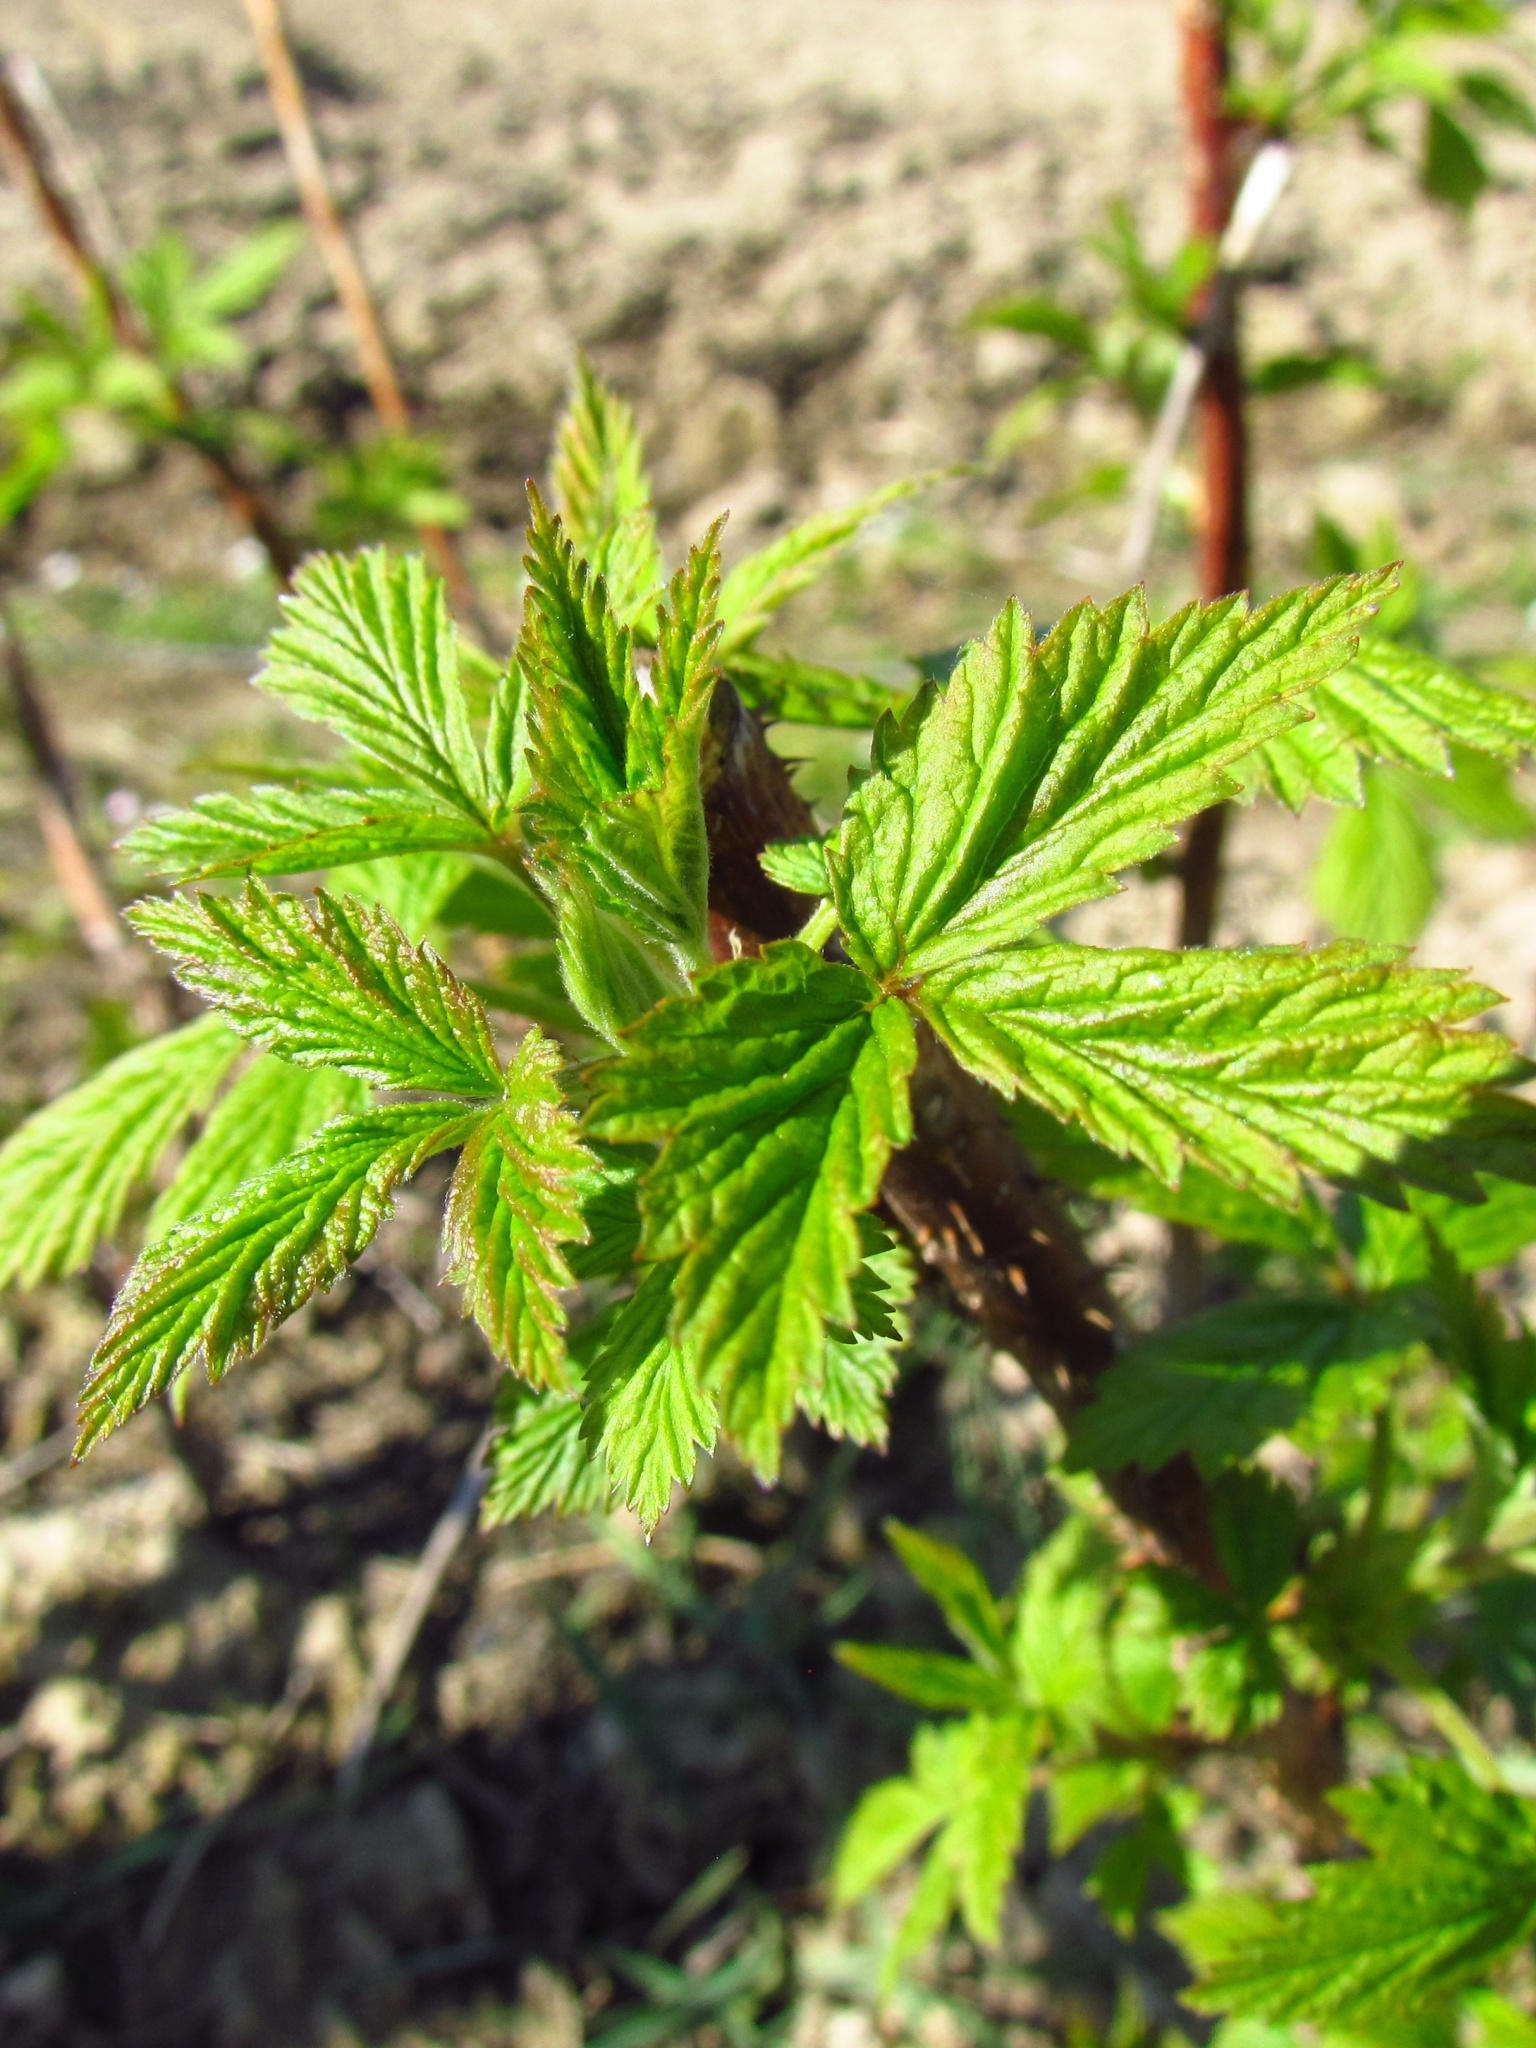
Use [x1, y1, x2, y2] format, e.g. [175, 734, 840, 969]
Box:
[0, 54, 301, 585]
[700, 682, 1227, 1590]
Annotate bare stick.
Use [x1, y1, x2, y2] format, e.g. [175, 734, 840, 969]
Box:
[239, 0, 485, 623]
[337, 1423, 492, 1792]
[0, 1422, 73, 1504]
[4, 52, 128, 274]
[0, 54, 300, 583]
[0, 609, 124, 958]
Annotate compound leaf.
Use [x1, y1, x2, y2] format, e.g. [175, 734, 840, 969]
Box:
[0, 1015, 241, 1289]
[550, 357, 664, 628]
[130, 880, 505, 1097]
[830, 573, 1391, 977]
[919, 939, 1530, 1206]
[442, 1027, 593, 1388]
[255, 549, 488, 826]
[1174, 1761, 1536, 2027]
[884, 1518, 1010, 1671]
[78, 1100, 478, 1451]
[123, 785, 485, 883]
[588, 941, 915, 1476]
[151, 1058, 368, 1232]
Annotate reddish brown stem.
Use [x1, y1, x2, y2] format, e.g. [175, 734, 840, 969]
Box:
[239, 0, 488, 629]
[1178, 0, 1250, 952]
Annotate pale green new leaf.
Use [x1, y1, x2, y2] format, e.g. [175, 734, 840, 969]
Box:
[919, 939, 1530, 1205]
[885, 1517, 1010, 1671]
[580, 1263, 718, 1527]
[726, 651, 909, 730]
[523, 499, 721, 975]
[1065, 1294, 1424, 1478]
[122, 785, 485, 883]
[759, 836, 832, 897]
[1173, 1762, 1536, 2027]
[831, 573, 1392, 977]
[255, 549, 488, 825]
[151, 1058, 368, 1232]
[130, 880, 505, 1097]
[835, 1715, 1033, 1956]
[78, 1101, 478, 1451]
[716, 481, 919, 654]
[588, 942, 916, 1477]
[833, 1643, 1019, 1715]
[550, 357, 664, 627]
[442, 1027, 593, 1389]
[481, 1380, 610, 1524]
[1313, 766, 1438, 946]
[0, 1015, 241, 1288]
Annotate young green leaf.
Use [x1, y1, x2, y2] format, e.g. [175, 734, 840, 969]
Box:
[130, 880, 505, 1097]
[481, 1379, 610, 1524]
[726, 651, 909, 731]
[588, 942, 915, 1476]
[759, 836, 832, 897]
[1065, 1294, 1423, 1479]
[834, 1643, 1019, 1715]
[549, 357, 665, 628]
[580, 1263, 718, 1528]
[442, 1027, 593, 1389]
[78, 1100, 479, 1451]
[524, 506, 721, 974]
[150, 1058, 368, 1232]
[716, 481, 919, 655]
[1173, 1762, 1536, 2027]
[0, 1015, 241, 1289]
[830, 573, 1392, 977]
[918, 939, 1530, 1205]
[1313, 767, 1439, 947]
[255, 549, 488, 826]
[883, 1518, 1010, 1671]
[122, 785, 486, 883]
[835, 1714, 1033, 1963]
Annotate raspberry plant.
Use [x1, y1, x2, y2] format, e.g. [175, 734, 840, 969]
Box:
[6, 368, 1536, 2022]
